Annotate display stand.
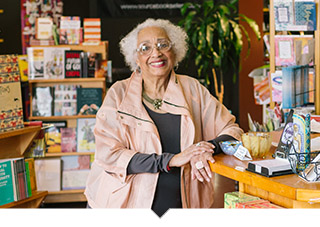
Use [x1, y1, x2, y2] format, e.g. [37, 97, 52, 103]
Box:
[0, 126, 48, 208]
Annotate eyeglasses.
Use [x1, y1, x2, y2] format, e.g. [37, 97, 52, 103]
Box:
[136, 39, 172, 56]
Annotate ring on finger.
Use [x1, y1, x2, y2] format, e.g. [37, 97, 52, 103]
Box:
[196, 142, 201, 147]
[195, 161, 204, 170]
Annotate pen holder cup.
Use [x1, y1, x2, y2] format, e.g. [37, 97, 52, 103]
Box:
[241, 132, 271, 159]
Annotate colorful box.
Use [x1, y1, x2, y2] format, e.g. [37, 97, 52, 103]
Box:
[0, 55, 24, 133]
[235, 199, 284, 209]
[224, 191, 261, 209]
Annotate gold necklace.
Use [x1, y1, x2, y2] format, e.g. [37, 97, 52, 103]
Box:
[142, 82, 163, 110]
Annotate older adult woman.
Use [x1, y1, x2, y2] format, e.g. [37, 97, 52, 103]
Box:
[85, 18, 243, 216]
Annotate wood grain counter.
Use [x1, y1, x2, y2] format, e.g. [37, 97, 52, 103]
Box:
[209, 147, 320, 208]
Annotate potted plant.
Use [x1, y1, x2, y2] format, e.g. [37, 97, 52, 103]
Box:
[179, 0, 261, 103]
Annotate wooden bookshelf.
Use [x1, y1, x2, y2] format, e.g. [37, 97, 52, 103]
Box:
[0, 191, 48, 208]
[0, 126, 48, 208]
[44, 189, 86, 203]
[29, 115, 96, 121]
[32, 40, 108, 60]
[45, 152, 94, 157]
[0, 126, 41, 159]
[27, 43, 108, 205]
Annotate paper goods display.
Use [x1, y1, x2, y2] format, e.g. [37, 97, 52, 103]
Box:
[224, 191, 261, 208]
[235, 199, 283, 208]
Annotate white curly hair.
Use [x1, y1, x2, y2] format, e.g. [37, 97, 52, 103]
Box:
[119, 18, 188, 71]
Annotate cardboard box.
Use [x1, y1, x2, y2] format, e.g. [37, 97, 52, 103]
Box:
[0, 55, 24, 132]
[224, 191, 261, 209]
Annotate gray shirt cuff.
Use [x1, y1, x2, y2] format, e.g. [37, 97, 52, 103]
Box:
[127, 152, 175, 175]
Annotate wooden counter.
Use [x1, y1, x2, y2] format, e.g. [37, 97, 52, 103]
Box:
[209, 147, 320, 208]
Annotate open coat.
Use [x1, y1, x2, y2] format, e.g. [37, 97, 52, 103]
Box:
[84, 71, 243, 208]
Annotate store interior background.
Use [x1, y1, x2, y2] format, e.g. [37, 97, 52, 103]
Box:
[0, 0, 265, 208]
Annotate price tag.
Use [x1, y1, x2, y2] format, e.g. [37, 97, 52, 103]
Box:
[233, 145, 252, 161]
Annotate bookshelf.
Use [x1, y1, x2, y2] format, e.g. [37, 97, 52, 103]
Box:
[0, 126, 48, 208]
[27, 43, 108, 203]
[269, 0, 320, 112]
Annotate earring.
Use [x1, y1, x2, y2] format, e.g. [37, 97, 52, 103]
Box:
[174, 63, 179, 71]
[136, 66, 141, 74]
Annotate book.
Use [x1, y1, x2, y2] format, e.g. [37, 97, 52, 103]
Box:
[275, 35, 295, 66]
[76, 87, 102, 115]
[282, 66, 296, 109]
[83, 18, 101, 44]
[53, 84, 78, 116]
[44, 47, 69, 79]
[87, 52, 102, 78]
[59, 16, 81, 45]
[65, 50, 82, 78]
[0, 159, 17, 205]
[27, 47, 45, 79]
[61, 155, 91, 190]
[13, 158, 28, 200]
[34, 158, 61, 192]
[25, 158, 37, 195]
[77, 118, 96, 152]
[271, 70, 282, 103]
[32, 86, 54, 117]
[24, 161, 32, 198]
[36, 17, 53, 40]
[61, 127, 77, 153]
[17, 55, 28, 82]
[274, 0, 295, 31]
[281, 64, 310, 109]
[294, 0, 316, 31]
[294, 35, 314, 66]
[44, 121, 67, 153]
[274, 0, 316, 31]
[25, 127, 46, 158]
[80, 52, 88, 78]
[275, 109, 294, 158]
[291, 113, 311, 171]
[0, 54, 24, 133]
[95, 59, 108, 78]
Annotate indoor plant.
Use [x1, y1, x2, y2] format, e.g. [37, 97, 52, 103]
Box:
[179, 0, 261, 103]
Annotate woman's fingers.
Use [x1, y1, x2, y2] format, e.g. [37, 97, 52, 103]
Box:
[191, 152, 215, 183]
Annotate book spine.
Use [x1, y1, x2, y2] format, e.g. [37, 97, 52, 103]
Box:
[81, 52, 88, 78]
[0, 160, 15, 205]
[24, 161, 32, 197]
[15, 158, 27, 200]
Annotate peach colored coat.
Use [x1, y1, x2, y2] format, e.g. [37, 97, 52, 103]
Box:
[84, 71, 243, 208]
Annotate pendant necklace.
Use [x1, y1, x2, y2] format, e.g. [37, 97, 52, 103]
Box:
[142, 82, 163, 110]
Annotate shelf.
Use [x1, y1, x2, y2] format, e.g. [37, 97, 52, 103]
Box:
[32, 40, 109, 60]
[28, 78, 106, 84]
[0, 191, 48, 208]
[44, 189, 86, 203]
[0, 126, 41, 159]
[29, 115, 96, 121]
[44, 152, 94, 157]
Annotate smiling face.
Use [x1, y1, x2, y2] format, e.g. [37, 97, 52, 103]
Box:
[136, 26, 175, 80]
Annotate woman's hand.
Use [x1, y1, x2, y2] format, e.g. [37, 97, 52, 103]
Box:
[190, 151, 215, 183]
[168, 141, 215, 168]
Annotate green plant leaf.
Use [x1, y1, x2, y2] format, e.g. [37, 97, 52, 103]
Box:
[181, 2, 192, 16]
[240, 14, 261, 40]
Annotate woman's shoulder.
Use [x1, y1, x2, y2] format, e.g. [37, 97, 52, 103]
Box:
[107, 77, 131, 96]
[175, 74, 206, 91]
